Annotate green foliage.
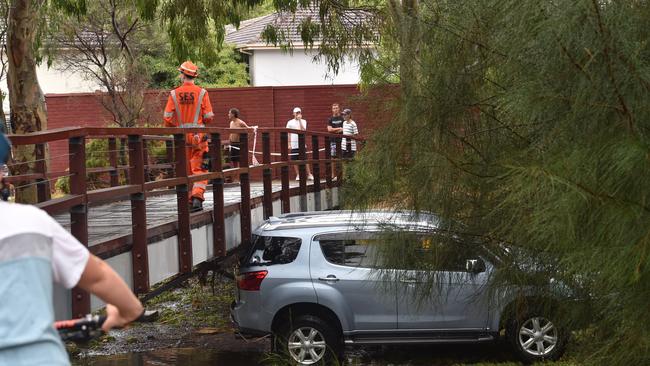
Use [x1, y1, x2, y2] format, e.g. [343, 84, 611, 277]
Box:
[343, 1, 650, 365]
[245, 0, 275, 18]
[147, 277, 234, 328]
[259, 0, 381, 75]
[54, 175, 70, 195]
[150, 0, 266, 63]
[141, 44, 249, 89]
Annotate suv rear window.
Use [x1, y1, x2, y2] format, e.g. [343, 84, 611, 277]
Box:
[243, 235, 302, 266]
[319, 239, 382, 268]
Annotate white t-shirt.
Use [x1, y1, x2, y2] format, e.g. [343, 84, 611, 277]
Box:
[0, 201, 90, 365]
[0, 201, 89, 289]
[286, 118, 307, 149]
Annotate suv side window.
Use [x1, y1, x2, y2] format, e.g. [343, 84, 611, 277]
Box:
[410, 234, 480, 272]
[244, 235, 301, 266]
[317, 233, 383, 268]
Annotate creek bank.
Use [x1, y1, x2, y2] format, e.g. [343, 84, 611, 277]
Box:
[70, 274, 269, 360]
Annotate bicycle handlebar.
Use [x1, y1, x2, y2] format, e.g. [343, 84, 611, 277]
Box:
[55, 314, 106, 343]
[56, 310, 157, 343]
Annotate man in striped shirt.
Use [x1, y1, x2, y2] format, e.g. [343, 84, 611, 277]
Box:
[341, 108, 359, 158]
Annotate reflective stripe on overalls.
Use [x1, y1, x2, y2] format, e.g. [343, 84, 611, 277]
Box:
[170, 89, 207, 143]
[169, 88, 207, 126]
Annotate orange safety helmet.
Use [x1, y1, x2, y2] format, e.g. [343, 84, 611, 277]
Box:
[178, 61, 199, 77]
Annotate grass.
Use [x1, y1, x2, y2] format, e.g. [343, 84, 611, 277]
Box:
[145, 276, 235, 329]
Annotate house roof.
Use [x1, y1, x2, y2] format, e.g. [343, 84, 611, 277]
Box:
[225, 6, 373, 50]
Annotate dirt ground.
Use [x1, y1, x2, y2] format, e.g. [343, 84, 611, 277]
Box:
[70, 275, 269, 360]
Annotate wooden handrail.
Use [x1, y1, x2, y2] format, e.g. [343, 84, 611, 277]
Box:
[3, 126, 354, 317]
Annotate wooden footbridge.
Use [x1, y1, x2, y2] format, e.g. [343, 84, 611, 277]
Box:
[6, 127, 354, 319]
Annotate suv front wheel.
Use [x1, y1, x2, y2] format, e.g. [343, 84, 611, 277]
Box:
[274, 315, 343, 365]
[507, 311, 568, 363]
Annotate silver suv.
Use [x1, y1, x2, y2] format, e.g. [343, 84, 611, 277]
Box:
[231, 211, 571, 365]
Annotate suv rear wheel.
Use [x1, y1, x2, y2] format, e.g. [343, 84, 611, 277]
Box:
[274, 315, 343, 365]
[507, 310, 568, 363]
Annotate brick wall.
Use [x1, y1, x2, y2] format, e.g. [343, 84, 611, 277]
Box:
[45, 84, 397, 175]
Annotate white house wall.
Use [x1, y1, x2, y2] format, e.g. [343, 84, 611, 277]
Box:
[250, 49, 361, 86]
[1, 55, 102, 113]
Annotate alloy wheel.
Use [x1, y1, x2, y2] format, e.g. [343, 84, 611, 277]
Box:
[517, 316, 558, 356]
[287, 326, 327, 365]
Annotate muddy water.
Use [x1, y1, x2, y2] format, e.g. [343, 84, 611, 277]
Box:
[72, 348, 264, 366]
[72, 342, 518, 366]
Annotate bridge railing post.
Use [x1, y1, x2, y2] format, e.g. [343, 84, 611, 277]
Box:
[165, 139, 174, 179]
[35, 143, 50, 202]
[311, 134, 321, 211]
[298, 132, 307, 211]
[262, 132, 273, 219]
[128, 134, 149, 294]
[335, 138, 343, 185]
[69, 135, 89, 318]
[174, 134, 192, 274]
[209, 133, 225, 258]
[142, 139, 149, 183]
[108, 138, 119, 187]
[280, 131, 290, 213]
[324, 136, 332, 188]
[239, 131, 251, 247]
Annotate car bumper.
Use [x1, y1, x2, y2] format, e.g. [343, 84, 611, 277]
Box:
[230, 299, 271, 337]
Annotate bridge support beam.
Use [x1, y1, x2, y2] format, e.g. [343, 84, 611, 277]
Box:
[280, 132, 290, 213]
[262, 132, 273, 219]
[210, 133, 225, 257]
[108, 138, 119, 187]
[128, 135, 149, 294]
[312, 135, 321, 211]
[239, 132, 251, 247]
[35, 143, 50, 202]
[69, 136, 90, 318]
[298, 132, 307, 212]
[335, 139, 342, 185]
[325, 136, 333, 189]
[174, 134, 193, 274]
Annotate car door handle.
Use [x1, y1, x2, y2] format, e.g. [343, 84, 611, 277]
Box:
[318, 275, 340, 282]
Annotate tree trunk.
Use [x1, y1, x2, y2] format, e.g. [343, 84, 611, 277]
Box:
[0, 92, 7, 134]
[7, 0, 47, 203]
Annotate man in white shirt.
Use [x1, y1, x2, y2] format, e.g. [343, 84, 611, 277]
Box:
[0, 133, 143, 366]
[286, 107, 314, 181]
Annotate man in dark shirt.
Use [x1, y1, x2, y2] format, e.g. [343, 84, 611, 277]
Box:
[327, 103, 344, 178]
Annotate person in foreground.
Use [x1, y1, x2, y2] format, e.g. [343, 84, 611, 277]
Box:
[0, 133, 144, 366]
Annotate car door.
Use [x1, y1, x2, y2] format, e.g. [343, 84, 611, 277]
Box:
[310, 231, 397, 331]
[397, 234, 491, 330]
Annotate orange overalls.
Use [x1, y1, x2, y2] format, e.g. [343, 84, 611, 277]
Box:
[163, 82, 214, 201]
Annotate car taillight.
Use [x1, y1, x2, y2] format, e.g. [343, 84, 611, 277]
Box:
[237, 270, 268, 291]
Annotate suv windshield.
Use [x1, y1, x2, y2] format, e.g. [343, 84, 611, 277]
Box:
[242, 235, 302, 266]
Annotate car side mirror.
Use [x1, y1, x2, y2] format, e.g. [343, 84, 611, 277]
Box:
[466, 258, 486, 273]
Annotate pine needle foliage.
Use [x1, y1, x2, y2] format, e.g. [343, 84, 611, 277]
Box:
[342, 1, 650, 364]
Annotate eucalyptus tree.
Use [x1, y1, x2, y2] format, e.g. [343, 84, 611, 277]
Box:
[6, 0, 86, 202]
[0, 1, 9, 134]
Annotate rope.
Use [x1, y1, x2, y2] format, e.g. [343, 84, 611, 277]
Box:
[230, 145, 327, 156]
[250, 126, 260, 166]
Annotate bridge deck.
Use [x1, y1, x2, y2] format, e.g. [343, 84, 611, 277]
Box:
[53, 180, 310, 245]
